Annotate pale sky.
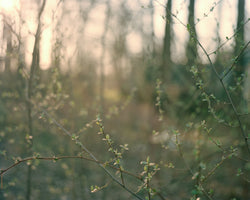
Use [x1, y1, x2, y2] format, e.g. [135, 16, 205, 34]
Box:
[0, 0, 250, 70]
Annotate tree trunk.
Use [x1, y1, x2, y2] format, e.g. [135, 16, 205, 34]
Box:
[3, 21, 12, 74]
[234, 0, 246, 103]
[150, 0, 155, 56]
[186, 0, 197, 66]
[234, 2, 249, 198]
[26, 1, 47, 199]
[235, 0, 245, 69]
[161, 0, 172, 81]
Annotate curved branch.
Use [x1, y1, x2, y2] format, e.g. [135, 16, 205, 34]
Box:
[0, 155, 142, 180]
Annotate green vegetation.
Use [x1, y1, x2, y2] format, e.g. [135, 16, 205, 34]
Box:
[0, 0, 249, 199]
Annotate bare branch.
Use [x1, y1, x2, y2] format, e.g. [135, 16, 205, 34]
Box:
[0, 155, 142, 180]
[221, 41, 250, 80]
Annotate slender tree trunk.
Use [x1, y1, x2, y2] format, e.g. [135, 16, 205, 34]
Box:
[233, 1, 249, 198]
[150, 0, 155, 57]
[26, 1, 46, 199]
[234, 0, 246, 104]
[3, 21, 12, 74]
[17, 44, 26, 93]
[111, 0, 130, 95]
[80, 0, 96, 35]
[162, 0, 172, 81]
[186, 0, 197, 66]
[235, 0, 245, 69]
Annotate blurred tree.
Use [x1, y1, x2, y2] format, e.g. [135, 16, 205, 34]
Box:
[111, 0, 130, 95]
[79, 0, 96, 34]
[150, 0, 155, 57]
[235, 3, 249, 198]
[235, 0, 245, 67]
[1, 1, 250, 199]
[233, 0, 247, 107]
[162, 0, 172, 82]
[186, 0, 197, 66]
[99, 0, 111, 116]
[3, 16, 12, 74]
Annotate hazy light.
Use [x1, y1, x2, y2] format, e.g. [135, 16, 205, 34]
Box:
[126, 32, 142, 54]
[11, 0, 250, 70]
[0, 0, 18, 11]
[40, 27, 52, 70]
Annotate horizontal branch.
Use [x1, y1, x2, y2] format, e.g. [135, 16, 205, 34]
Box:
[0, 155, 142, 180]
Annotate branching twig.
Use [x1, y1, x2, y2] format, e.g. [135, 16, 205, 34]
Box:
[221, 41, 250, 80]
[194, 0, 223, 25]
[40, 109, 145, 200]
[164, 6, 250, 154]
[195, 39, 250, 155]
[96, 117, 126, 185]
[208, 18, 250, 55]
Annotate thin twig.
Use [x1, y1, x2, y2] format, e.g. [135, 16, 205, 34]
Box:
[201, 154, 231, 183]
[41, 109, 145, 200]
[194, 0, 223, 26]
[199, 184, 213, 200]
[208, 19, 250, 55]
[96, 118, 126, 185]
[221, 41, 250, 80]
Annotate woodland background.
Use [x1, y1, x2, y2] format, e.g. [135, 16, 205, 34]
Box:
[0, 0, 250, 199]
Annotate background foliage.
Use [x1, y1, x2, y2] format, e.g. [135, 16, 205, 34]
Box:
[0, 0, 249, 199]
